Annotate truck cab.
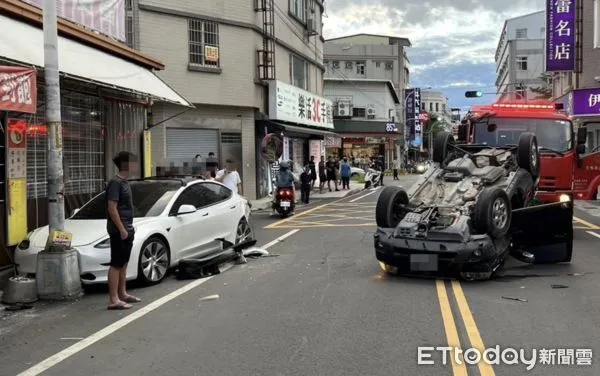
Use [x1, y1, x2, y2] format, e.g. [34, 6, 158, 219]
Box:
[456, 101, 600, 202]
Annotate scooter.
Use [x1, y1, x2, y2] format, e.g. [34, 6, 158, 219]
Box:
[364, 168, 382, 189]
[273, 187, 295, 217]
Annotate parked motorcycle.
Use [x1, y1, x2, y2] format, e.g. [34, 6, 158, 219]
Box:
[364, 168, 382, 189]
[273, 187, 295, 217]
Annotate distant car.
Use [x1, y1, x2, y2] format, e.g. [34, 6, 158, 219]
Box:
[415, 162, 429, 174]
[350, 167, 365, 177]
[15, 177, 254, 285]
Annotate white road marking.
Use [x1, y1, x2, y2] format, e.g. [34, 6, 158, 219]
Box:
[349, 186, 381, 202]
[16, 229, 301, 376]
[586, 231, 600, 239]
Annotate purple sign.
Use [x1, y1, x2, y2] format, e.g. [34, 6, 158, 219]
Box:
[405, 88, 421, 145]
[572, 88, 600, 116]
[546, 0, 576, 71]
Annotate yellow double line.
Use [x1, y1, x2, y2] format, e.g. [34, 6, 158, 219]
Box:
[436, 280, 495, 376]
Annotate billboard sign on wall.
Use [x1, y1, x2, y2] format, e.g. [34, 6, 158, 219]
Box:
[546, 0, 576, 71]
[22, 0, 126, 42]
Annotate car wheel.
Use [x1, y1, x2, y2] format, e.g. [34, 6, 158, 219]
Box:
[235, 218, 255, 244]
[137, 237, 170, 285]
[432, 131, 455, 165]
[376, 186, 410, 228]
[517, 132, 540, 179]
[473, 188, 512, 238]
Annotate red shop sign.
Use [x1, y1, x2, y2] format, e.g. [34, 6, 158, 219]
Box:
[0, 66, 37, 114]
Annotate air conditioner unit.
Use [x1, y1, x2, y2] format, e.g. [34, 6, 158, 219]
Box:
[385, 62, 393, 70]
[345, 61, 353, 69]
[367, 108, 376, 116]
[337, 102, 350, 116]
[307, 18, 318, 36]
[332, 61, 340, 69]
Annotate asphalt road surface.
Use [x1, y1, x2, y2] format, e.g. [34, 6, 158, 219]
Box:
[1, 174, 599, 376]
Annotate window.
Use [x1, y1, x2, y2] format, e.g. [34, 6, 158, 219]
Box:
[332, 60, 340, 69]
[291, 54, 308, 90]
[421, 102, 425, 111]
[289, 0, 306, 22]
[188, 18, 220, 67]
[356, 62, 365, 75]
[435, 103, 439, 112]
[375, 61, 381, 68]
[353, 108, 366, 117]
[170, 185, 202, 215]
[429, 102, 433, 112]
[385, 62, 394, 70]
[197, 182, 232, 207]
[540, 27, 546, 36]
[125, 0, 136, 48]
[516, 28, 527, 38]
[516, 56, 528, 70]
[71, 182, 180, 219]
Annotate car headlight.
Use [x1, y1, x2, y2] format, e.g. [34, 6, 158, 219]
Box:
[17, 231, 33, 250]
[94, 238, 111, 249]
[417, 165, 425, 172]
[559, 194, 571, 202]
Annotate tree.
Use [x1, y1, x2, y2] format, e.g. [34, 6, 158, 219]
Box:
[529, 74, 553, 99]
[423, 114, 446, 154]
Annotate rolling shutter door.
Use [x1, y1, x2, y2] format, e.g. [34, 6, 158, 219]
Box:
[166, 128, 219, 165]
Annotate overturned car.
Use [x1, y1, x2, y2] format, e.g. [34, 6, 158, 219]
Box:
[374, 131, 573, 280]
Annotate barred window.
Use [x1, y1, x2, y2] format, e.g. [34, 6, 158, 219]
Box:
[188, 19, 220, 67]
[125, 0, 136, 48]
[221, 133, 242, 144]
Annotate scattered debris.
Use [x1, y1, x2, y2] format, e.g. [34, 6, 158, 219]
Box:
[242, 247, 270, 257]
[501, 296, 528, 302]
[199, 294, 220, 301]
[551, 284, 569, 289]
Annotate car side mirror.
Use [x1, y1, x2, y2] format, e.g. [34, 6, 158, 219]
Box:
[576, 143, 586, 154]
[177, 204, 197, 215]
[577, 127, 587, 145]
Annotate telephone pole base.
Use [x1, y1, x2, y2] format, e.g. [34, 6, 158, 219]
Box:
[36, 248, 83, 301]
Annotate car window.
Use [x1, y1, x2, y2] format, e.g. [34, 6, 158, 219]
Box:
[71, 181, 179, 219]
[196, 182, 232, 208]
[170, 186, 202, 215]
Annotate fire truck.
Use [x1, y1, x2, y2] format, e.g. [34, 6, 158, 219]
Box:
[458, 99, 600, 202]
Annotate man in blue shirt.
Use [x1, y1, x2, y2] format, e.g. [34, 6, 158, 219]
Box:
[340, 157, 351, 190]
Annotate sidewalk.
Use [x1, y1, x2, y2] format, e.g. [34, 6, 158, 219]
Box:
[250, 181, 364, 211]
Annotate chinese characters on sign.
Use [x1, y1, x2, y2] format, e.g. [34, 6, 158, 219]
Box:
[268, 81, 334, 129]
[204, 46, 219, 63]
[405, 88, 422, 146]
[546, 0, 576, 71]
[7, 119, 27, 179]
[570, 88, 600, 116]
[0, 66, 37, 114]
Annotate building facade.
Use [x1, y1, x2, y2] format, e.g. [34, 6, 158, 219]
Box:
[0, 0, 189, 269]
[323, 78, 400, 167]
[495, 10, 547, 99]
[421, 90, 452, 125]
[128, 0, 332, 199]
[552, 0, 600, 152]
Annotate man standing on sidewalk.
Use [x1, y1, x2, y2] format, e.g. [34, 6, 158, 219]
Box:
[339, 157, 351, 190]
[216, 158, 242, 195]
[106, 151, 141, 310]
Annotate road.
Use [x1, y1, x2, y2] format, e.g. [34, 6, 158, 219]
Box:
[1, 174, 599, 376]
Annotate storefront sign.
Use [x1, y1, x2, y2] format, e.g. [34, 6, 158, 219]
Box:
[386, 122, 398, 132]
[546, 0, 575, 71]
[0, 66, 37, 114]
[268, 80, 334, 129]
[570, 88, 600, 116]
[6, 119, 28, 246]
[405, 88, 422, 145]
[22, 0, 126, 42]
[309, 140, 321, 159]
[324, 136, 341, 148]
[143, 130, 152, 177]
[365, 137, 386, 144]
[283, 136, 290, 161]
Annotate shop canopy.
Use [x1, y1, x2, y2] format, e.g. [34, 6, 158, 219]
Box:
[264, 120, 340, 138]
[0, 14, 193, 108]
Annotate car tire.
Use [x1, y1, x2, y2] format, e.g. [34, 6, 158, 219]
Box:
[376, 186, 410, 228]
[235, 217, 255, 244]
[473, 188, 512, 238]
[137, 236, 170, 285]
[432, 131, 454, 165]
[517, 132, 540, 179]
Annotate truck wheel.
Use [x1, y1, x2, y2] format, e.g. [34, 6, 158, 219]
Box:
[473, 187, 512, 238]
[517, 132, 540, 178]
[432, 131, 454, 165]
[376, 186, 409, 228]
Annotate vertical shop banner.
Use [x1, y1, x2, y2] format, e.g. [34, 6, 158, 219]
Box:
[143, 130, 152, 177]
[546, 0, 576, 71]
[6, 119, 28, 246]
[309, 140, 321, 160]
[282, 137, 290, 161]
[0, 66, 37, 114]
[22, 0, 126, 42]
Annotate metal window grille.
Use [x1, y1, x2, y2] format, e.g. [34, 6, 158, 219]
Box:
[188, 19, 220, 67]
[221, 133, 242, 144]
[125, 0, 136, 48]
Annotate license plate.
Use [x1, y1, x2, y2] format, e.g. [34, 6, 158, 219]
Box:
[410, 254, 438, 271]
[280, 201, 291, 207]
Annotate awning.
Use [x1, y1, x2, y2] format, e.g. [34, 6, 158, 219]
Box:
[0, 14, 193, 107]
[265, 121, 340, 138]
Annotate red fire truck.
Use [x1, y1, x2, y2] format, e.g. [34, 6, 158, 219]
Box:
[458, 100, 600, 202]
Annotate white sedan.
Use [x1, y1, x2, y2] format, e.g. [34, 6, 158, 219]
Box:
[15, 177, 254, 285]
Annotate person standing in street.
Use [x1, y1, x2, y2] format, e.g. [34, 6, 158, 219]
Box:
[340, 157, 351, 190]
[216, 158, 243, 194]
[300, 165, 311, 204]
[326, 156, 339, 192]
[308, 156, 317, 189]
[318, 156, 327, 193]
[393, 158, 400, 180]
[106, 151, 141, 310]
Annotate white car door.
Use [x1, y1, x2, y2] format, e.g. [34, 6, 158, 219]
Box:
[167, 185, 213, 261]
[191, 182, 240, 256]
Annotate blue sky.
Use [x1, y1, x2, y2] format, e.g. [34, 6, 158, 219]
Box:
[322, 0, 546, 112]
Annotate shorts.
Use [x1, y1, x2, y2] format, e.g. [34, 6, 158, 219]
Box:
[327, 172, 336, 181]
[109, 231, 134, 268]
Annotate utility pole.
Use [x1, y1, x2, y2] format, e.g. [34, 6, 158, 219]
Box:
[37, 0, 83, 300]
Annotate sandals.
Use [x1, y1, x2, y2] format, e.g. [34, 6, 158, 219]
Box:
[122, 295, 142, 303]
[107, 302, 132, 310]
